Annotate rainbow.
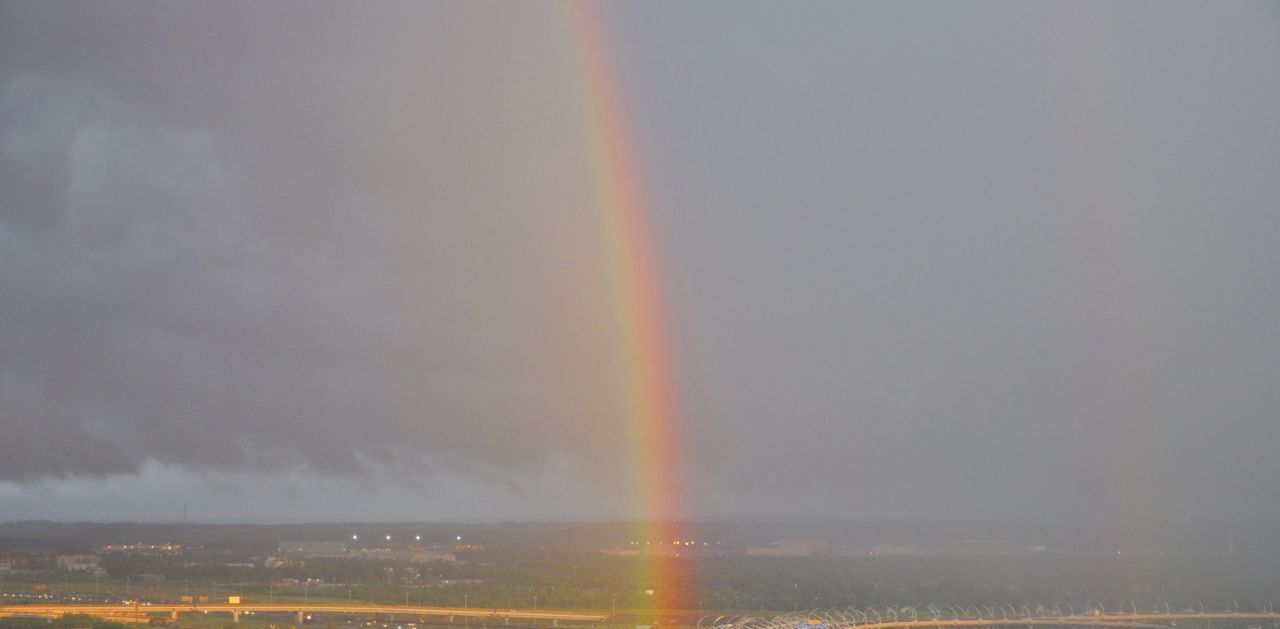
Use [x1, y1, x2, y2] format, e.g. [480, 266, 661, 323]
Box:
[562, 0, 692, 613]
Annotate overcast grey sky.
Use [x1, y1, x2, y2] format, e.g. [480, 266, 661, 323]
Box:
[1, 1, 1278, 522]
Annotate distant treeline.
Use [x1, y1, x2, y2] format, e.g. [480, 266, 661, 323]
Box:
[4, 519, 1279, 555]
[8, 549, 1279, 613]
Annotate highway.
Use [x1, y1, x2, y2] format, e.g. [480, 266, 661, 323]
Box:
[6, 604, 1280, 628]
[705, 611, 1280, 629]
[0, 602, 609, 624]
[830, 615, 1280, 629]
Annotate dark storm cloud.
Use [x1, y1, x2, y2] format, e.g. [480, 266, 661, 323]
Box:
[0, 72, 405, 478]
[0, 1, 624, 491]
[2, 1, 1280, 521]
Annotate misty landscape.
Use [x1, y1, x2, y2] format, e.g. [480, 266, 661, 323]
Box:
[2, 2, 1279, 629]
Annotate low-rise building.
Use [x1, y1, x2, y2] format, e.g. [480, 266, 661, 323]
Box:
[278, 541, 348, 555]
[746, 539, 831, 557]
[265, 556, 305, 569]
[56, 555, 103, 574]
[100, 543, 182, 555]
[409, 550, 456, 563]
[0, 555, 27, 572]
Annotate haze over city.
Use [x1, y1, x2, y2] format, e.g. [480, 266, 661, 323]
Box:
[2, 0, 1279, 527]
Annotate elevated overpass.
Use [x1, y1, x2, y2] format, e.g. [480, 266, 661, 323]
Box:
[0, 602, 609, 625]
[816, 615, 1280, 629]
[702, 609, 1280, 629]
[6, 603, 1280, 628]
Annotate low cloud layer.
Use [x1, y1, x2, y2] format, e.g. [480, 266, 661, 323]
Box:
[2, 1, 1279, 520]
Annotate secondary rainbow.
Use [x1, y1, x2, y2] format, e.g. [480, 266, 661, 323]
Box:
[562, 0, 692, 612]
